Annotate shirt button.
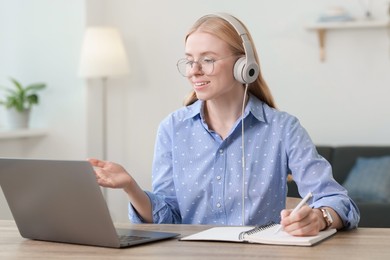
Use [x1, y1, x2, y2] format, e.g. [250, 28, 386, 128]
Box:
[219, 149, 223, 154]
[216, 175, 221, 180]
[216, 203, 221, 208]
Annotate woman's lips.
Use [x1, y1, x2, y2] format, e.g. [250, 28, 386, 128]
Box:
[193, 81, 210, 91]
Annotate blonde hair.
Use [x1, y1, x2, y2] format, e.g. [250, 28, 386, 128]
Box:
[182, 14, 276, 109]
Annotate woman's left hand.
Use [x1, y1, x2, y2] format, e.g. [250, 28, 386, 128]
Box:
[280, 205, 325, 236]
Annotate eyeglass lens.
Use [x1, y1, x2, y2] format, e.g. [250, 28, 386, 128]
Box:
[177, 58, 214, 77]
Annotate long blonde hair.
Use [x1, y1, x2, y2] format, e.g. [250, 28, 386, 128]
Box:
[182, 14, 276, 109]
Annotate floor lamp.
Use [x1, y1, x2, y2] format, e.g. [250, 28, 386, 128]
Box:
[78, 26, 130, 166]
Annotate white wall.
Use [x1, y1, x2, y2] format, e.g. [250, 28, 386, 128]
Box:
[1, 0, 390, 222]
[0, 0, 87, 219]
[0, 0, 87, 157]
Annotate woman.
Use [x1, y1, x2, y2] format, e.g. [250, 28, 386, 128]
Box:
[89, 13, 360, 236]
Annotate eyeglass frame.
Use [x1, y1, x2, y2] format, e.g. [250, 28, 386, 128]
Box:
[176, 54, 237, 77]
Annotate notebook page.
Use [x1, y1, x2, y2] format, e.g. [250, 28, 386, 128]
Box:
[180, 226, 255, 242]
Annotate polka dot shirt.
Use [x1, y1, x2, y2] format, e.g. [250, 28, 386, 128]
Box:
[128, 95, 359, 228]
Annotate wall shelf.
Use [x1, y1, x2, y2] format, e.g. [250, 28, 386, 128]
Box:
[0, 128, 48, 140]
[306, 19, 390, 61]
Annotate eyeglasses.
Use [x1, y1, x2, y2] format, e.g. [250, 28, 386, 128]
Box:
[176, 55, 235, 77]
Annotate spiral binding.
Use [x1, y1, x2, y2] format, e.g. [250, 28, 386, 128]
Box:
[238, 221, 277, 240]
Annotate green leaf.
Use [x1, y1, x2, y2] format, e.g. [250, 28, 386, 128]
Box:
[26, 94, 39, 106]
[10, 77, 24, 92]
[0, 77, 47, 111]
[25, 83, 46, 93]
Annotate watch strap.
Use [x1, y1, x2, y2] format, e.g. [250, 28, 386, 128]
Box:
[319, 208, 333, 230]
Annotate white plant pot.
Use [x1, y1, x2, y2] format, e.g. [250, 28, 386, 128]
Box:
[6, 108, 31, 129]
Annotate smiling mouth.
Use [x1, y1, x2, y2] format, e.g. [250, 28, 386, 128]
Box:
[193, 81, 210, 89]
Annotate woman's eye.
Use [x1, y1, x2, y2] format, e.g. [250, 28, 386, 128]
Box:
[202, 58, 214, 64]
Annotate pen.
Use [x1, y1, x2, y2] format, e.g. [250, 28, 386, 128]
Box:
[275, 192, 313, 234]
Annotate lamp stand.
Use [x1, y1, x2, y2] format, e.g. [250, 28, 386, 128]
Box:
[101, 77, 108, 199]
[101, 77, 108, 161]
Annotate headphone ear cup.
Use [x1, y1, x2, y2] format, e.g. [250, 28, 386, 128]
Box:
[233, 57, 259, 84]
[243, 61, 259, 84]
[233, 57, 247, 84]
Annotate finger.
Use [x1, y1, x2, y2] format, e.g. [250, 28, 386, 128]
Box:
[283, 207, 321, 236]
[87, 158, 99, 165]
[286, 209, 321, 236]
[280, 205, 311, 227]
[94, 170, 113, 187]
[286, 221, 317, 236]
[93, 168, 104, 179]
[280, 209, 292, 219]
[290, 205, 312, 222]
[87, 158, 106, 168]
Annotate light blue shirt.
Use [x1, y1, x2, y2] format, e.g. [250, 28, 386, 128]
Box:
[129, 94, 360, 228]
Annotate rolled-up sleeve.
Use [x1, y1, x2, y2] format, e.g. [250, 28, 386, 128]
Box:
[128, 191, 181, 224]
[285, 116, 360, 229]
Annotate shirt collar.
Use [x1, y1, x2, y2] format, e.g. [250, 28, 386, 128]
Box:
[245, 94, 266, 123]
[183, 100, 203, 121]
[182, 93, 266, 123]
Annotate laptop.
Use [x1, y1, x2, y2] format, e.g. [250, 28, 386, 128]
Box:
[0, 158, 179, 248]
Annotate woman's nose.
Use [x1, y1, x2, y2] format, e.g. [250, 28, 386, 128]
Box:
[188, 62, 203, 76]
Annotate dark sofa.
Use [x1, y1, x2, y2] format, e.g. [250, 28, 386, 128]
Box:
[287, 146, 390, 228]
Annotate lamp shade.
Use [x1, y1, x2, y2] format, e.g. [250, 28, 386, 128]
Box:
[78, 26, 130, 78]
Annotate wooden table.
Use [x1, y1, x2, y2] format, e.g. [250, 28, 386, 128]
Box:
[1, 220, 389, 259]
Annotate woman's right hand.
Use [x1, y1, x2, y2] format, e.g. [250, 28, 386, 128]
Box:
[88, 158, 133, 192]
[88, 158, 153, 222]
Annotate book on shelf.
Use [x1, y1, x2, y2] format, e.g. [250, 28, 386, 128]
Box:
[180, 222, 336, 247]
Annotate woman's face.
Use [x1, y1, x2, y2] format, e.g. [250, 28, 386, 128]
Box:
[184, 31, 242, 102]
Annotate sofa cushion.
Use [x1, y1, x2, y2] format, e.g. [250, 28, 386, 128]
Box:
[331, 146, 390, 183]
[343, 156, 390, 203]
[316, 146, 333, 163]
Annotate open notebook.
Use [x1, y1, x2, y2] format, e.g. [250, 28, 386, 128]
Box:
[180, 222, 336, 246]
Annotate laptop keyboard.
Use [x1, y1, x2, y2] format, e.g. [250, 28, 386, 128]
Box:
[119, 235, 151, 244]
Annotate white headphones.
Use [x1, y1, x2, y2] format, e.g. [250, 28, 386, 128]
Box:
[213, 13, 260, 84]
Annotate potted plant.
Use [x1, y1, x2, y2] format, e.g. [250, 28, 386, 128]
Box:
[0, 77, 46, 129]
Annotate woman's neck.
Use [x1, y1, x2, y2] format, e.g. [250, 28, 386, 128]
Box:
[204, 91, 248, 140]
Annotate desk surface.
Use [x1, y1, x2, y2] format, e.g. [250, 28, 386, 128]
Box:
[1, 220, 390, 259]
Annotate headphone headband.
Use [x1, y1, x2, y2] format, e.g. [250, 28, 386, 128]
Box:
[213, 13, 259, 84]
